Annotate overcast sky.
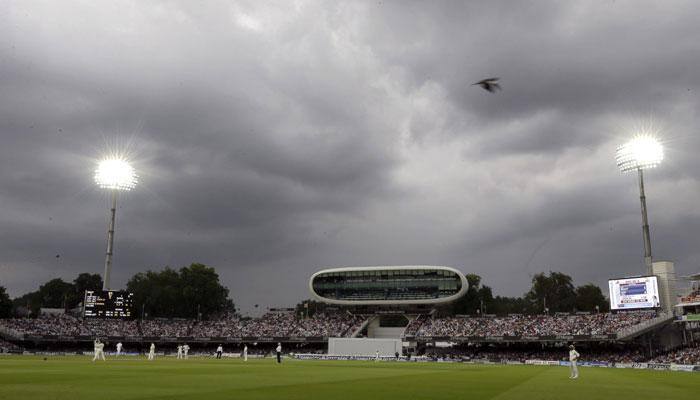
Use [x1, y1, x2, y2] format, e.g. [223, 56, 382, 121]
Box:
[1, 1, 699, 314]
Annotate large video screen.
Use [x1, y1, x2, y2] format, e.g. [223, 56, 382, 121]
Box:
[608, 276, 660, 310]
[83, 290, 134, 318]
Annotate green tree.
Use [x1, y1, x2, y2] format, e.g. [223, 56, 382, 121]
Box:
[127, 268, 181, 318]
[575, 283, 609, 312]
[450, 274, 494, 315]
[525, 272, 577, 313]
[36, 278, 74, 310]
[126, 263, 233, 319]
[66, 273, 103, 309]
[10, 273, 104, 316]
[489, 296, 532, 315]
[180, 263, 232, 319]
[12, 291, 41, 316]
[0, 286, 12, 318]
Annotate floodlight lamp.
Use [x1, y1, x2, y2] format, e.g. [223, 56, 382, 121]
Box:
[615, 135, 663, 173]
[95, 158, 138, 190]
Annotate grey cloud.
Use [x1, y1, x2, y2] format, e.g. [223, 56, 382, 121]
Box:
[1, 1, 700, 313]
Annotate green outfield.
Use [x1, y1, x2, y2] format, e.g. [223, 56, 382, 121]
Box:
[0, 356, 697, 400]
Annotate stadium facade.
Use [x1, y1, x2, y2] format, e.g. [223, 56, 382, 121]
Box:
[1, 265, 698, 366]
[309, 265, 468, 305]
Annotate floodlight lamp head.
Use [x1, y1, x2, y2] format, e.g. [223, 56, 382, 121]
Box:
[95, 158, 138, 190]
[615, 135, 663, 173]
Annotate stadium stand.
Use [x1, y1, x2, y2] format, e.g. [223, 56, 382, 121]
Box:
[0, 311, 660, 340]
[679, 288, 700, 304]
[0, 338, 23, 353]
[414, 311, 658, 338]
[647, 344, 700, 364]
[403, 314, 428, 336]
[424, 346, 648, 364]
[2, 310, 698, 365]
[0, 311, 365, 339]
[140, 319, 194, 337]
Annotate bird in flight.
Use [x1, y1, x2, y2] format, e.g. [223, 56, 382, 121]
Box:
[473, 77, 501, 93]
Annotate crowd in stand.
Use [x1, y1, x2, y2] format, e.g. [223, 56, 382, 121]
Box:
[1, 311, 660, 339]
[141, 319, 194, 337]
[2, 310, 698, 365]
[425, 343, 700, 365]
[425, 346, 648, 364]
[83, 319, 140, 337]
[415, 311, 658, 337]
[0, 338, 23, 352]
[404, 314, 429, 336]
[648, 345, 700, 364]
[191, 315, 247, 338]
[679, 289, 700, 304]
[0, 311, 364, 339]
[286, 313, 363, 337]
[185, 312, 363, 338]
[0, 314, 85, 336]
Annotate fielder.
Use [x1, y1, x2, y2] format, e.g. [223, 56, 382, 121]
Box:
[183, 343, 190, 359]
[147, 343, 156, 361]
[569, 345, 580, 379]
[243, 345, 248, 362]
[375, 350, 380, 362]
[276, 343, 282, 364]
[116, 342, 123, 357]
[216, 344, 223, 359]
[177, 344, 183, 359]
[92, 339, 106, 362]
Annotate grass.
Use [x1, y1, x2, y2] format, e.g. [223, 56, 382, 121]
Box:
[0, 356, 697, 400]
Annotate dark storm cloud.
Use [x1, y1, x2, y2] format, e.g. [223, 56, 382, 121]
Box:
[1, 1, 700, 312]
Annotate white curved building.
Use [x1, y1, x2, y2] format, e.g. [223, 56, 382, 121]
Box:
[309, 265, 468, 306]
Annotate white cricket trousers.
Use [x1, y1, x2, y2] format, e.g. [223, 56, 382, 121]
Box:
[570, 360, 578, 378]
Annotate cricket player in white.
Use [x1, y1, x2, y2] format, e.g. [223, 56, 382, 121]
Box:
[92, 339, 106, 362]
[243, 345, 248, 362]
[375, 350, 380, 361]
[148, 343, 156, 361]
[569, 345, 580, 379]
[183, 343, 190, 359]
[177, 345, 183, 359]
[116, 342, 122, 357]
[276, 343, 282, 364]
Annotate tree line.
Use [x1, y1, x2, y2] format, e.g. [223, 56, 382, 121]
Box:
[1, 268, 608, 320]
[448, 271, 609, 316]
[0, 263, 234, 319]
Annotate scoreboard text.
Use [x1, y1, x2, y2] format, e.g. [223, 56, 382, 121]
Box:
[83, 290, 134, 318]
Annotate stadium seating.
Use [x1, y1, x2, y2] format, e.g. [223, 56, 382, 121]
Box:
[0, 311, 364, 339]
[414, 311, 657, 337]
[0, 338, 23, 352]
[2, 310, 697, 364]
[648, 345, 700, 364]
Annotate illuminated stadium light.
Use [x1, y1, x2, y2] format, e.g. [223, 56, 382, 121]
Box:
[94, 158, 138, 190]
[616, 135, 664, 173]
[95, 158, 138, 291]
[616, 135, 663, 275]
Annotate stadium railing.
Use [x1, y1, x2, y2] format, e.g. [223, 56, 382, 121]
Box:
[616, 311, 673, 340]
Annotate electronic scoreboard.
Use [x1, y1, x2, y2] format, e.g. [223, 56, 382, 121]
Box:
[83, 290, 134, 318]
[608, 276, 660, 310]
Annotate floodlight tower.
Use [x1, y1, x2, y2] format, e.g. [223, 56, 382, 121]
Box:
[94, 158, 138, 290]
[615, 136, 663, 274]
